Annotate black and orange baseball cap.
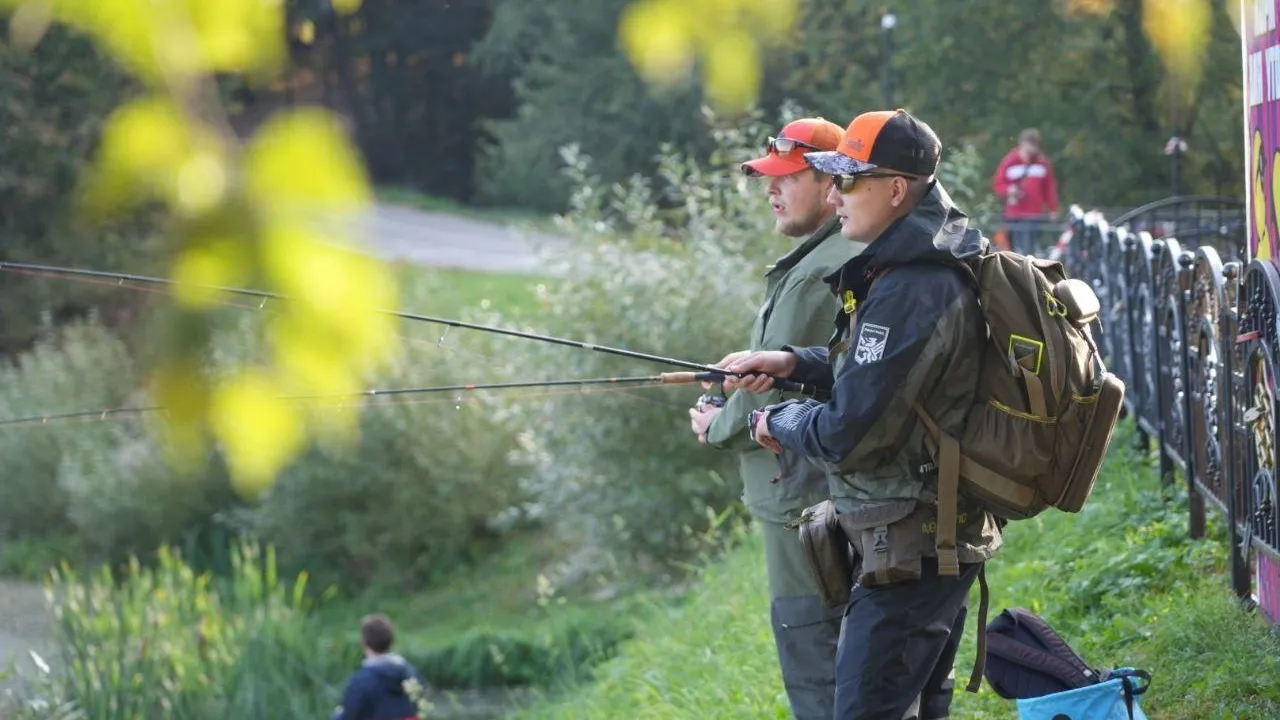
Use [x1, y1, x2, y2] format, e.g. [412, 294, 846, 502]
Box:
[804, 109, 941, 177]
[741, 117, 844, 177]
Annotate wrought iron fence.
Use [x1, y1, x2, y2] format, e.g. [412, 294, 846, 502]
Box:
[1054, 195, 1280, 618]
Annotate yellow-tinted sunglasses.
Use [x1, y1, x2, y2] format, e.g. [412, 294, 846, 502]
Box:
[833, 171, 919, 193]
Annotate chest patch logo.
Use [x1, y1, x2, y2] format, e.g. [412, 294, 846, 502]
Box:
[854, 323, 890, 364]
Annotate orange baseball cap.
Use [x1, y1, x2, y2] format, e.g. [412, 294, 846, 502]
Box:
[741, 118, 844, 177]
[805, 109, 941, 177]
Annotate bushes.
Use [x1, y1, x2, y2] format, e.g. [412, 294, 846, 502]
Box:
[10, 542, 352, 720]
[0, 273, 536, 590]
[0, 20, 163, 356]
[241, 348, 535, 590]
[0, 319, 137, 540]
[409, 609, 634, 690]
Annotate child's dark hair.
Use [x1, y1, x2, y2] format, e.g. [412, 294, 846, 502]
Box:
[361, 613, 395, 654]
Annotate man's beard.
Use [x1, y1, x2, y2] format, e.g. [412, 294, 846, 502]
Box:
[777, 203, 824, 238]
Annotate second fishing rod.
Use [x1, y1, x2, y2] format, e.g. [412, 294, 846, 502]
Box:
[0, 261, 828, 399]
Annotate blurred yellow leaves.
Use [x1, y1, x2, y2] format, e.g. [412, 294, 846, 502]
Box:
[210, 370, 306, 500]
[619, 0, 796, 111]
[0, 0, 399, 498]
[1, 0, 285, 83]
[1142, 0, 1213, 85]
[82, 98, 229, 218]
[7, 0, 53, 52]
[245, 110, 372, 212]
[331, 0, 365, 14]
[1062, 0, 1115, 16]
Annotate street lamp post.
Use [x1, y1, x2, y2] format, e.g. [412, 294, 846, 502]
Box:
[882, 12, 896, 107]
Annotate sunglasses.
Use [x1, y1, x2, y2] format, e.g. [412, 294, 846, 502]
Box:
[832, 171, 919, 193]
[767, 135, 820, 156]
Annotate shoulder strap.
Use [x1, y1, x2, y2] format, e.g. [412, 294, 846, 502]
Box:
[966, 565, 990, 693]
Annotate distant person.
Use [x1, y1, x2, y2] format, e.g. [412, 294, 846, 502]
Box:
[332, 614, 426, 720]
[992, 128, 1060, 255]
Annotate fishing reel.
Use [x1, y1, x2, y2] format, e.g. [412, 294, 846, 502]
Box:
[695, 376, 728, 411]
[696, 390, 727, 411]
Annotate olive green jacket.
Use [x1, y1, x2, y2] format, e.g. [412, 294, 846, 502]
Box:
[704, 216, 866, 524]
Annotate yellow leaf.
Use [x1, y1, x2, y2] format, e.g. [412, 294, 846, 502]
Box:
[330, 0, 363, 14]
[267, 317, 365, 440]
[82, 97, 225, 218]
[174, 150, 229, 216]
[735, 0, 797, 30]
[8, 0, 54, 52]
[261, 225, 400, 361]
[702, 30, 760, 112]
[267, 313, 361, 396]
[210, 369, 306, 500]
[150, 358, 210, 474]
[1062, 0, 1114, 16]
[619, 0, 694, 84]
[296, 19, 316, 45]
[58, 0, 196, 84]
[171, 238, 250, 308]
[244, 108, 372, 215]
[186, 0, 286, 73]
[1142, 0, 1211, 81]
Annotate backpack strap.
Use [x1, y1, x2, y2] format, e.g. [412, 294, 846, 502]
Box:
[967, 564, 990, 693]
[908, 401, 991, 693]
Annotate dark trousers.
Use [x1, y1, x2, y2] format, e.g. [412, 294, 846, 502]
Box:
[834, 557, 981, 720]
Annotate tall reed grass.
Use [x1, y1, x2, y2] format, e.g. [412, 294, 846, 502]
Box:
[10, 541, 354, 720]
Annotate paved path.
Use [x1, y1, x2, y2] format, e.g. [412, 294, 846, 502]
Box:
[353, 204, 570, 275]
[0, 579, 52, 699]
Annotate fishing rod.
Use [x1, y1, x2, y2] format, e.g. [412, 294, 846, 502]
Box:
[0, 261, 824, 398]
[0, 372, 724, 428]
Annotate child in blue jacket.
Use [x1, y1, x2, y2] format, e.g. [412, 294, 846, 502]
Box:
[332, 614, 427, 720]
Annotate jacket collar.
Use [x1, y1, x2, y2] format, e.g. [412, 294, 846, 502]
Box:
[766, 215, 842, 277]
[822, 180, 987, 300]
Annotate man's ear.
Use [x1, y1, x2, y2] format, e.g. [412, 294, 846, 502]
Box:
[890, 177, 910, 208]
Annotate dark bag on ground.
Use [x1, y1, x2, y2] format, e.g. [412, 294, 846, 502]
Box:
[984, 607, 1151, 720]
[789, 499, 855, 608]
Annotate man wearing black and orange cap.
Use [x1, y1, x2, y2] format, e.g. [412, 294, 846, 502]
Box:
[688, 117, 865, 720]
[724, 109, 1004, 719]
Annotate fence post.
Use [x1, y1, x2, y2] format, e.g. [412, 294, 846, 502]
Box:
[1179, 250, 1207, 538]
[1124, 233, 1150, 452]
[1222, 260, 1253, 600]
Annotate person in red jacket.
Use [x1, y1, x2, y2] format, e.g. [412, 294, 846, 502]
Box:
[992, 128, 1060, 254]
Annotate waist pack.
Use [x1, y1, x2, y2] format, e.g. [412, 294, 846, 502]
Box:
[788, 499, 855, 608]
[985, 608, 1151, 720]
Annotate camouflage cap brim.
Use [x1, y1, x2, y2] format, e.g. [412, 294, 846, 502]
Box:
[804, 151, 877, 176]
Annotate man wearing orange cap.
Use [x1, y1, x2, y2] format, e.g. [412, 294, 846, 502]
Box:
[725, 109, 1004, 719]
[688, 117, 866, 720]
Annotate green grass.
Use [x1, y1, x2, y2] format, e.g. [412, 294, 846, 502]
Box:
[505, 421, 1280, 719]
[376, 186, 557, 233]
[314, 529, 657, 692]
[395, 263, 552, 317]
